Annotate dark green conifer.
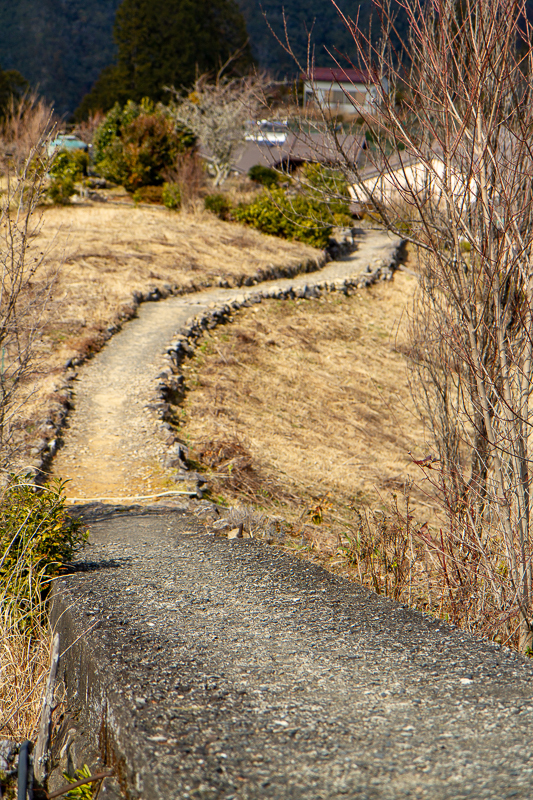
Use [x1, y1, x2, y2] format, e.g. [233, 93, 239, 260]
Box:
[77, 0, 253, 117]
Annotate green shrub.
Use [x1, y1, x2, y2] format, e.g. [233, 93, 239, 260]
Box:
[132, 185, 164, 204]
[47, 150, 89, 205]
[234, 188, 339, 248]
[0, 475, 87, 625]
[301, 163, 353, 225]
[162, 181, 181, 209]
[204, 193, 232, 220]
[248, 165, 279, 187]
[93, 99, 195, 192]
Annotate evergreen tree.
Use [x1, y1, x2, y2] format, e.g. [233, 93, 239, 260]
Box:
[77, 0, 253, 117]
[0, 67, 28, 118]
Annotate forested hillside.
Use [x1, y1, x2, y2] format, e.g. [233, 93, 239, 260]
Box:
[237, 0, 379, 74]
[0, 0, 121, 116]
[0, 0, 398, 116]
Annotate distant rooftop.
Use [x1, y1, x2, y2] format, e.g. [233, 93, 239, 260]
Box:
[304, 68, 372, 84]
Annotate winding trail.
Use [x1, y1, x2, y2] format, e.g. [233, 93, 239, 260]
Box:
[52, 229, 401, 502]
[49, 229, 533, 800]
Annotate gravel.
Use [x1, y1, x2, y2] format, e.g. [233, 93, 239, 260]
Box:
[51, 506, 533, 800]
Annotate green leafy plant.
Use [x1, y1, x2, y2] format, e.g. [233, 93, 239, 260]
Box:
[248, 164, 279, 187]
[301, 163, 352, 225]
[0, 474, 87, 627]
[63, 764, 95, 799]
[162, 181, 181, 209]
[234, 188, 339, 248]
[47, 150, 89, 205]
[93, 99, 195, 191]
[204, 193, 232, 220]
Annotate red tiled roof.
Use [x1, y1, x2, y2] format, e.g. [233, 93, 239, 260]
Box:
[304, 68, 371, 84]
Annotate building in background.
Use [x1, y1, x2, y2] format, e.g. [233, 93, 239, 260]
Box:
[302, 68, 380, 115]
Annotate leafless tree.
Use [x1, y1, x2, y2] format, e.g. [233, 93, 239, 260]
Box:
[0, 121, 54, 473]
[167, 68, 267, 186]
[278, 0, 533, 651]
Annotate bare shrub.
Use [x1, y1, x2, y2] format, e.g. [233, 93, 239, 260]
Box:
[0, 91, 54, 171]
[193, 437, 264, 499]
[339, 496, 416, 603]
[277, 0, 533, 652]
[192, 435, 293, 504]
[72, 110, 105, 146]
[164, 150, 207, 209]
[0, 169, 55, 469]
[168, 70, 267, 186]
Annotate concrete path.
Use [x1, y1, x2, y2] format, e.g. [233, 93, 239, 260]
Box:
[52, 228, 400, 502]
[52, 507, 533, 800]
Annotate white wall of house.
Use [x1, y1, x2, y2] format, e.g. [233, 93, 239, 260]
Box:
[349, 157, 478, 206]
[303, 80, 378, 114]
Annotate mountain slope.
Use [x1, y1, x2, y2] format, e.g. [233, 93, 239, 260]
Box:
[0, 0, 404, 115]
[236, 0, 377, 75]
[0, 0, 121, 116]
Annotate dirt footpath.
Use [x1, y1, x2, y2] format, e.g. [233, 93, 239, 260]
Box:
[52, 228, 400, 502]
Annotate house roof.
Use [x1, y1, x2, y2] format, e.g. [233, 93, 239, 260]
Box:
[304, 68, 371, 84]
[230, 132, 366, 174]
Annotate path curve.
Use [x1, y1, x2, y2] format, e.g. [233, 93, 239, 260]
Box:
[52, 229, 401, 502]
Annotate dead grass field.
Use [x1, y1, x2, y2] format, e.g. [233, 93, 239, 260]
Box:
[14, 204, 319, 465]
[179, 268, 436, 569]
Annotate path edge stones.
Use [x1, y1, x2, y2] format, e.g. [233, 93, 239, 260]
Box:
[31, 246, 330, 484]
[149, 239, 406, 481]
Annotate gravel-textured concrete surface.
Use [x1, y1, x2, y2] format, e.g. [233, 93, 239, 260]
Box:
[52, 507, 533, 800]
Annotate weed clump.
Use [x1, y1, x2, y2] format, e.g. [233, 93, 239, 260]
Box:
[204, 193, 232, 220]
[0, 476, 87, 740]
[0, 475, 87, 625]
[162, 181, 181, 209]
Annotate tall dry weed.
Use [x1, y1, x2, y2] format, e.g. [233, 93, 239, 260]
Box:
[165, 150, 207, 209]
[72, 111, 105, 146]
[0, 91, 55, 171]
[0, 601, 51, 740]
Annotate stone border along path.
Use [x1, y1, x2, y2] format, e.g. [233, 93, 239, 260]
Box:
[47, 228, 533, 798]
[50, 227, 402, 503]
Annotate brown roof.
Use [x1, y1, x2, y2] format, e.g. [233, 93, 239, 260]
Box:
[304, 68, 371, 84]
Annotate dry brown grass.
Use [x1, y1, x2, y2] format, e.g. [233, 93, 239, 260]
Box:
[11, 204, 319, 467]
[179, 269, 438, 561]
[179, 268, 524, 638]
[178, 270, 511, 627]
[0, 616, 51, 740]
[181, 269, 427, 508]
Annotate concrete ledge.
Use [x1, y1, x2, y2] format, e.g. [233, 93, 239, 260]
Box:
[50, 506, 533, 799]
